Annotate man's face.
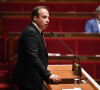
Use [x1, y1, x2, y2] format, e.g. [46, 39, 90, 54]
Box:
[34, 8, 49, 31]
[96, 11, 100, 21]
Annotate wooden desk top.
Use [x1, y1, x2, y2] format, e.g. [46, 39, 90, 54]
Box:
[46, 65, 100, 90]
[49, 65, 75, 79]
[47, 65, 86, 84]
[46, 83, 94, 90]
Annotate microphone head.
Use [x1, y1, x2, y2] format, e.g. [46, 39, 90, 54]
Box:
[50, 32, 55, 36]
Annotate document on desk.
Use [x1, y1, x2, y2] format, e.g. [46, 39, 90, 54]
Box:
[62, 89, 74, 90]
[61, 88, 82, 90]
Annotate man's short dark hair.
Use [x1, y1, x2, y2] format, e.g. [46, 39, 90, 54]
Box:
[96, 5, 100, 14]
[31, 6, 48, 21]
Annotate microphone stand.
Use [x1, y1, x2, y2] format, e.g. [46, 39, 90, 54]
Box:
[50, 32, 82, 77]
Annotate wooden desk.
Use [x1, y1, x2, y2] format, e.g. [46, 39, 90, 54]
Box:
[45, 65, 100, 90]
[46, 84, 94, 90]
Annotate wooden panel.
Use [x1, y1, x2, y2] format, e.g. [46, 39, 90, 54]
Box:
[45, 0, 100, 2]
[0, 12, 95, 18]
[44, 32, 100, 39]
[8, 32, 100, 39]
[7, 0, 39, 1]
[48, 55, 100, 61]
[50, 12, 95, 18]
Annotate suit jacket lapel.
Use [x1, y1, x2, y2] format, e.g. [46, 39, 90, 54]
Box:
[29, 23, 46, 49]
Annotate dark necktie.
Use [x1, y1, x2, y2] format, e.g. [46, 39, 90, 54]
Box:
[41, 32, 46, 47]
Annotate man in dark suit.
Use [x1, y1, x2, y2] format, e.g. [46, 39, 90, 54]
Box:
[13, 6, 61, 90]
[85, 5, 100, 33]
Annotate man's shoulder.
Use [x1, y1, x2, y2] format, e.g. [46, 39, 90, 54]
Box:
[87, 18, 96, 22]
[86, 18, 97, 25]
[19, 23, 37, 37]
[24, 23, 35, 30]
[22, 23, 36, 33]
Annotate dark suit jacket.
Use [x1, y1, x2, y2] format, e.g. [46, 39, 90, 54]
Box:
[13, 23, 51, 89]
[85, 18, 99, 33]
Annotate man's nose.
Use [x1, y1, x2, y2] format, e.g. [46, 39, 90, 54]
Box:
[46, 18, 49, 23]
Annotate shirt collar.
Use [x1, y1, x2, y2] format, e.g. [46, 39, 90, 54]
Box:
[32, 22, 42, 33]
[96, 19, 100, 24]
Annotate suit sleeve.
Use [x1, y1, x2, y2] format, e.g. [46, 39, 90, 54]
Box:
[85, 21, 93, 33]
[23, 30, 51, 79]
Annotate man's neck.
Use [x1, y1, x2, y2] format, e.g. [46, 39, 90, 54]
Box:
[32, 22, 42, 33]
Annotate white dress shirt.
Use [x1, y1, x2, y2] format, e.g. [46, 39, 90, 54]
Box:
[96, 19, 100, 33]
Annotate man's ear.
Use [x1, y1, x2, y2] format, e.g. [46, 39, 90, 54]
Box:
[34, 16, 38, 21]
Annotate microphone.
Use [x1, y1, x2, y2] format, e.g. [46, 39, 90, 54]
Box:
[50, 32, 82, 77]
[51, 32, 79, 60]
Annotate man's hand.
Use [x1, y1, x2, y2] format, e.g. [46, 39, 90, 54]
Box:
[49, 74, 61, 84]
[47, 67, 52, 72]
